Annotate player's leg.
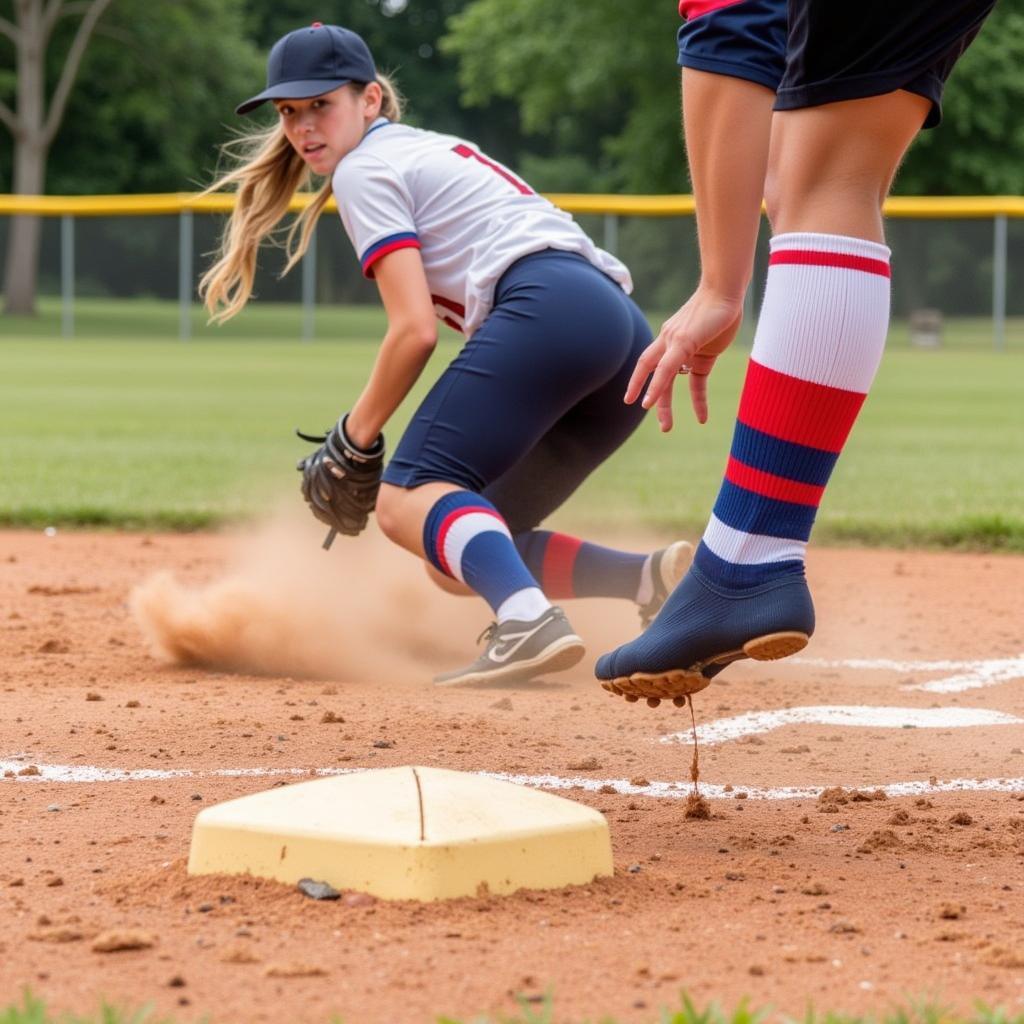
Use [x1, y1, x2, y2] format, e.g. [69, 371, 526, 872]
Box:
[375, 250, 644, 684]
[480, 296, 693, 627]
[597, 0, 995, 701]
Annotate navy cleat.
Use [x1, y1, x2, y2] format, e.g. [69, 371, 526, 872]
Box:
[596, 566, 814, 707]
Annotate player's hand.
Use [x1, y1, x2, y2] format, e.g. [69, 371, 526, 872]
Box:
[625, 287, 743, 429]
[296, 415, 385, 537]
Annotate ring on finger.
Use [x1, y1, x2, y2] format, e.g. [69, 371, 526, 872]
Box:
[678, 364, 691, 375]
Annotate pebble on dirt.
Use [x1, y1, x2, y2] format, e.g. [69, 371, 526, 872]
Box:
[297, 878, 341, 901]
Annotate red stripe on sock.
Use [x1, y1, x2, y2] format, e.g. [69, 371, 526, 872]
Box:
[542, 533, 582, 599]
[739, 360, 866, 454]
[435, 506, 504, 578]
[725, 456, 825, 507]
[769, 249, 891, 278]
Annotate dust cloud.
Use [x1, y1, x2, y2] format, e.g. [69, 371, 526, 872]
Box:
[130, 513, 474, 681]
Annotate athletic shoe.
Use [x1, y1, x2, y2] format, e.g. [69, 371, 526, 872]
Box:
[434, 606, 584, 687]
[596, 566, 814, 706]
[638, 540, 695, 629]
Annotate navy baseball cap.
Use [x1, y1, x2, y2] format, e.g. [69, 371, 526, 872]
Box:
[236, 23, 377, 116]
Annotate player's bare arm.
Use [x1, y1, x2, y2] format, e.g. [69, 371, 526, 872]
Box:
[630, 69, 774, 428]
[346, 247, 438, 449]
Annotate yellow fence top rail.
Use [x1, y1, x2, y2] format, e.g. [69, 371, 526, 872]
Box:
[1, 192, 1024, 218]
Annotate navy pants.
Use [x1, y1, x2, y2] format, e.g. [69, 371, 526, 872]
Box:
[382, 250, 652, 534]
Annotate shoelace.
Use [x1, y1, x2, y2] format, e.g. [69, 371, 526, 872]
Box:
[476, 622, 498, 646]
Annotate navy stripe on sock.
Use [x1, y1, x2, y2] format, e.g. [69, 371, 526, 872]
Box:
[461, 532, 538, 611]
[731, 421, 838, 488]
[713, 479, 818, 542]
[513, 530, 550, 580]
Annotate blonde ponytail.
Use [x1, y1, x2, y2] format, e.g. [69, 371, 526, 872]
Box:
[371, 72, 404, 122]
[200, 74, 402, 324]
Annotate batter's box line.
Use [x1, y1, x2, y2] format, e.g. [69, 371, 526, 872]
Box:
[791, 654, 1024, 693]
[658, 705, 1023, 747]
[2, 758, 1023, 802]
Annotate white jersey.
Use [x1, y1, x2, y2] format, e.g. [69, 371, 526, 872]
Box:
[332, 118, 632, 337]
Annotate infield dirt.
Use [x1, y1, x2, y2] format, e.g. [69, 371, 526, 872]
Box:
[1, 520, 1023, 1023]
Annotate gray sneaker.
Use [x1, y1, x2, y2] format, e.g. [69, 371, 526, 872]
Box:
[638, 540, 695, 629]
[434, 606, 585, 687]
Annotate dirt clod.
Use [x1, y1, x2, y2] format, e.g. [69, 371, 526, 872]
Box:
[92, 929, 156, 953]
[264, 962, 328, 978]
[856, 829, 902, 853]
[684, 793, 711, 820]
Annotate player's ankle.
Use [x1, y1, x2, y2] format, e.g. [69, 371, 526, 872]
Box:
[692, 541, 806, 592]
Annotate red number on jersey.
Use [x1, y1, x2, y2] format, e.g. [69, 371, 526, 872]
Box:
[452, 144, 533, 196]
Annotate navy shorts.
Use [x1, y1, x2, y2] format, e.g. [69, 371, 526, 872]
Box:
[678, 0, 994, 128]
[382, 250, 652, 534]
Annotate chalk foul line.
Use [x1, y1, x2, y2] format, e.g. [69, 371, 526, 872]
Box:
[791, 654, 1024, 693]
[659, 705, 1023, 747]
[2, 758, 1023, 802]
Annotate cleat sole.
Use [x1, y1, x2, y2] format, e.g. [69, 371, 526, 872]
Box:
[601, 631, 809, 705]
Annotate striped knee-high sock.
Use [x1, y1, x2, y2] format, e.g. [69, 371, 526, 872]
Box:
[696, 232, 891, 588]
[423, 491, 550, 622]
[514, 531, 648, 601]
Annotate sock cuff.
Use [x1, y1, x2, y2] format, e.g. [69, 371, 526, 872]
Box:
[423, 490, 509, 580]
[769, 232, 891, 263]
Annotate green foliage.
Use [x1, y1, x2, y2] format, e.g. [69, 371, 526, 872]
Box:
[0, 989, 169, 1024]
[447, 0, 1024, 195]
[0, 0, 265, 194]
[3, 990, 1024, 1024]
[897, 0, 1024, 194]
[444, 0, 684, 192]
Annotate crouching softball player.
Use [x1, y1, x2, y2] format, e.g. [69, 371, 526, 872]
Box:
[201, 23, 691, 685]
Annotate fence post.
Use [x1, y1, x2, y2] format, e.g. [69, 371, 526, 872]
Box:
[60, 214, 74, 338]
[993, 213, 1007, 352]
[179, 209, 193, 341]
[603, 212, 619, 256]
[301, 225, 317, 342]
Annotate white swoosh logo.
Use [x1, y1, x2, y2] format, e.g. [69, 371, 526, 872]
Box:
[487, 618, 552, 664]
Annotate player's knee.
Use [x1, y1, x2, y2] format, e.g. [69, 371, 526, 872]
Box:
[374, 488, 403, 544]
[763, 168, 785, 230]
[424, 562, 473, 597]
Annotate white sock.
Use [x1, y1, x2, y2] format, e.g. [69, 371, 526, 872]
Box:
[496, 587, 551, 624]
[635, 554, 655, 605]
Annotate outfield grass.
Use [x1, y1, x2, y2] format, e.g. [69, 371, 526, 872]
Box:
[3, 991, 1023, 1024]
[1, 300, 1022, 549]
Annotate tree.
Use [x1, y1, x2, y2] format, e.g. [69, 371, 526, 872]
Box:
[242, 0, 527, 166]
[0, 0, 265, 314]
[896, 3, 1024, 195]
[2, 0, 113, 314]
[445, 0, 1024, 196]
[444, 0, 684, 193]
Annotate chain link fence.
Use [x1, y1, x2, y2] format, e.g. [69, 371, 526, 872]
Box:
[2, 196, 1022, 349]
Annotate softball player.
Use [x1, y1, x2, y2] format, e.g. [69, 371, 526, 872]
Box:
[597, 0, 995, 704]
[200, 23, 692, 687]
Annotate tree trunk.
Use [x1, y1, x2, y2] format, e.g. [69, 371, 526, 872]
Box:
[3, 0, 46, 316]
[3, 141, 47, 316]
[3, 0, 112, 315]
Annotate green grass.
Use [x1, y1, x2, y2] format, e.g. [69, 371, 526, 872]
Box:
[4, 991, 1024, 1024]
[1, 299, 1022, 549]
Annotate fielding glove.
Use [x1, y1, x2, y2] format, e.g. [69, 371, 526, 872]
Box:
[296, 415, 385, 541]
